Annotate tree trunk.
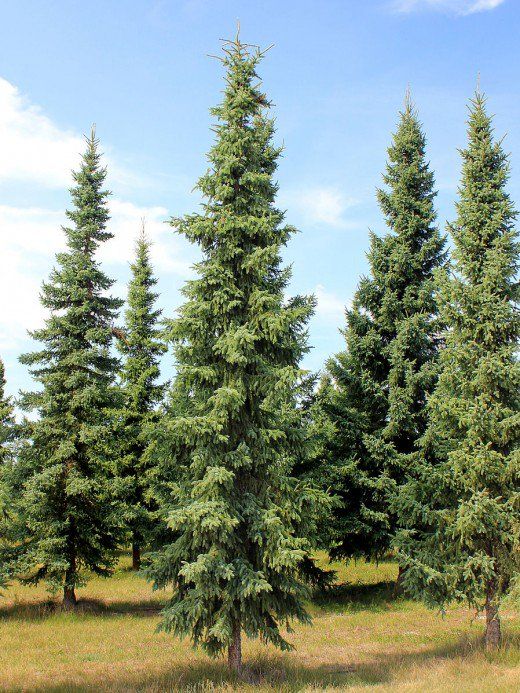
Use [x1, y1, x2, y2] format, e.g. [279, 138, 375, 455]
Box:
[132, 542, 141, 571]
[393, 564, 405, 597]
[485, 581, 501, 650]
[63, 585, 77, 609]
[227, 619, 242, 674]
[63, 553, 77, 609]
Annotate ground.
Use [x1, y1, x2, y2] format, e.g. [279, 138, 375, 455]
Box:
[0, 553, 518, 691]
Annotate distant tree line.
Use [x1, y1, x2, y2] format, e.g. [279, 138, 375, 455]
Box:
[0, 32, 517, 674]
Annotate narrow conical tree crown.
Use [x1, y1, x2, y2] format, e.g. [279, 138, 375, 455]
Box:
[7, 131, 124, 600]
[146, 36, 323, 662]
[395, 94, 519, 647]
[313, 100, 445, 561]
[117, 228, 166, 566]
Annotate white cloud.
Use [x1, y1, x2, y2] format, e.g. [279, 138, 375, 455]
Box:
[0, 77, 151, 190]
[0, 201, 194, 349]
[0, 206, 62, 348]
[314, 284, 348, 324]
[101, 199, 192, 277]
[0, 76, 197, 354]
[280, 187, 357, 229]
[392, 0, 505, 14]
[0, 78, 83, 187]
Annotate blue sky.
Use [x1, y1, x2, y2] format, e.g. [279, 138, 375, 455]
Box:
[0, 0, 518, 398]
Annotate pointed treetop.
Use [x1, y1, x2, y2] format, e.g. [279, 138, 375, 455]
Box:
[404, 84, 413, 112]
[138, 217, 148, 245]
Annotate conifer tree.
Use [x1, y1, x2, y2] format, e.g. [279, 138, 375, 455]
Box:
[313, 99, 445, 564]
[7, 130, 123, 608]
[395, 93, 519, 649]
[117, 227, 166, 570]
[146, 35, 323, 674]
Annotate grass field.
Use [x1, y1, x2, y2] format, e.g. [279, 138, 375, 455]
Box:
[0, 553, 519, 692]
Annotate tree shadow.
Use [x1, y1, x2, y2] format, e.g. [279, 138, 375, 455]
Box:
[29, 632, 520, 691]
[0, 579, 405, 623]
[312, 580, 404, 613]
[0, 597, 164, 622]
[0, 581, 399, 622]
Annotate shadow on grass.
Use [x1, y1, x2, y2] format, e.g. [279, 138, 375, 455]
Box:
[0, 582, 399, 622]
[0, 597, 164, 622]
[29, 633, 520, 692]
[312, 580, 404, 614]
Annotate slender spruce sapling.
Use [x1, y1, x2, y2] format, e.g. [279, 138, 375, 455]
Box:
[117, 226, 166, 569]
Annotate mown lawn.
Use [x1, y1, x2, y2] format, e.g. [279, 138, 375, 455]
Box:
[0, 553, 518, 691]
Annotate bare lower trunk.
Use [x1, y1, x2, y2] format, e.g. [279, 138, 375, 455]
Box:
[132, 542, 141, 571]
[63, 553, 77, 609]
[485, 581, 501, 650]
[393, 564, 405, 597]
[227, 620, 242, 674]
[63, 585, 77, 609]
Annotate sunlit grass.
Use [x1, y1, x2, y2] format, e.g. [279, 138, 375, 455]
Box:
[0, 552, 518, 691]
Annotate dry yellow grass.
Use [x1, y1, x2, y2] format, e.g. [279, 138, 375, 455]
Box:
[0, 553, 518, 691]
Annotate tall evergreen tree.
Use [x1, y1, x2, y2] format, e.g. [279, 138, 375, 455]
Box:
[6, 130, 123, 608]
[313, 98, 446, 565]
[117, 227, 166, 570]
[395, 93, 519, 649]
[146, 35, 324, 674]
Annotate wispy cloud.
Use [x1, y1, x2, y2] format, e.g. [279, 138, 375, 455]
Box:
[0, 79, 195, 352]
[391, 0, 505, 14]
[314, 284, 349, 324]
[0, 201, 193, 350]
[101, 200, 192, 278]
[280, 187, 358, 229]
[0, 77, 153, 190]
[0, 79, 83, 187]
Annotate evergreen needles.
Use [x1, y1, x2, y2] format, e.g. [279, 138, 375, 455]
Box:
[116, 227, 166, 569]
[310, 98, 446, 570]
[3, 130, 124, 607]
[394, 93, 520, 649]
[144, 35, 324, 673]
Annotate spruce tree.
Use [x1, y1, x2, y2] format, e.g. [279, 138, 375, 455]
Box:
[395, 93, 519, 649]
[314, 98, 446, 565]
[8, 130, 123, 607]
[146, 35, 323, 674]
[117, 227, 166, 570]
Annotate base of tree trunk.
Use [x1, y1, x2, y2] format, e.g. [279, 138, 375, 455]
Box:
[393, 565, 405, 597]
[228, 621, 242, 675]
[132, 543, 141, 571]
[485, 602, 501, 650]
[63, 586, 77, 610]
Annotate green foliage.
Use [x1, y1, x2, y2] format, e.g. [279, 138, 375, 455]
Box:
[116, 229, 166, 558]
[0, 358, 15, 467]
[395, 94, 520, 616]
[0, 358, 16, 587]
[145, 36, 327, 658]
[311, 99, 446, 562]
[2, 131, 124, 597]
